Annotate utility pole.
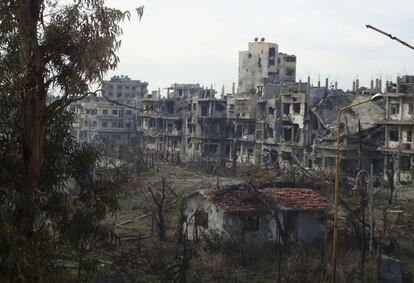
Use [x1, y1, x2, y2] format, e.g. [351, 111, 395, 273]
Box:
[366, 25, 414, 51]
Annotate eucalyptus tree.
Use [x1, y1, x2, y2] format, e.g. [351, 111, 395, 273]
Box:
[0, 1, 143, 281]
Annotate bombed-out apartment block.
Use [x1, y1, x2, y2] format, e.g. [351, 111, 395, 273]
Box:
[70, 40, 414, 185]
[136, 83, 218, 160]
[238, 39, 296, 94]
[71, 75, 148, 147]
[382, 75, 414, 183]
[307, 91, 385, 177]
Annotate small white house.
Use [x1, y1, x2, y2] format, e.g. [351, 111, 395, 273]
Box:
[184, 186, 327, 244]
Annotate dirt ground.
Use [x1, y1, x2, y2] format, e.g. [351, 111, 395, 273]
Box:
[99, 164, 414, 282]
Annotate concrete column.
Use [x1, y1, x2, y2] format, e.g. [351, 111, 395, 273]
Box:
[385, 97, 390, 120]
[396, 76, 400, 93]
[385, 125, 389, 147]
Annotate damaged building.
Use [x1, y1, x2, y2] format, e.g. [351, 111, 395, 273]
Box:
[382, 75, 414, 183]
[308, 91, 385, 176]
[70, 40, 414, 186]
[184, 186, 327, 243]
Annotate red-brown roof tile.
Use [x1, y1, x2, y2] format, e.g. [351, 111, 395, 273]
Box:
[262, 188, 327, 211]
[207, 187, 326, 213]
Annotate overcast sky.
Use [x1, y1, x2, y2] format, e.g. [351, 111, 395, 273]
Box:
[106, 0, 414, 93]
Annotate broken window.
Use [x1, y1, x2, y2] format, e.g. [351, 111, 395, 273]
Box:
[242, 215, 260, 232]
[325, 157, 335, 167]
[293, 124, 300, 142]
[258, 57, 262, 68]
[285, 56, 296, 62]
[286, 68, 295, 76]
[400, 156, 411, 171]
[293, 103, 301, 114]
[215, 103, 226, 112]
[267, 127, 274, 138]
[389, 129, 399, 142]
[372, 159, 383, 174]
[166, 101, 174, 113]
[283, 127, 292, 141]
[391, 103, 400, 115]
[282, 152, 291, 161]
[283, 103, 290, 115]
[407, 130, 412, 142]
[247, 125, 255, 135]
[408, 103, 414, 114]
[201, 106, 208, 116]
[195, 211, 208, 228]
[269, 47, 276, 57]
[209, 144, 218, 154]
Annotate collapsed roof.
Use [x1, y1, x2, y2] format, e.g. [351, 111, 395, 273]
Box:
[193, 187, 327, 213]
[311, 92, 385, 135]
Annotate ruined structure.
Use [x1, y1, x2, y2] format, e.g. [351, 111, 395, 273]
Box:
[185, 186, 327, 243]
[382, 75, 414, 183]
[70, 75, 147, 146]
[238, 38, 296, 94]
[70, 40, 414, 185]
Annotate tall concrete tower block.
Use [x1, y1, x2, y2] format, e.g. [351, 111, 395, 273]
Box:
[238, 40, 296, 94]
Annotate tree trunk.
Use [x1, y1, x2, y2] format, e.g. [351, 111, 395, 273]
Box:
[15, 0, 47, 234]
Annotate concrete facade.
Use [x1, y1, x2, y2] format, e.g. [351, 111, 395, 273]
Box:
[238, 39, 296, 94]
[382, 76, 414, 183]
[184, 188, 326, 244]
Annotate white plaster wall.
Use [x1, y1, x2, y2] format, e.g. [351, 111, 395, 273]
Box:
[185, 194, 225, 240]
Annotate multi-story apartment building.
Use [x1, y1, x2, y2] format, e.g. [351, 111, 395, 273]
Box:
[136, 84, 217, 161]
[102, 75, 148, 105]
[238, 38, 296, 94]
[71, 75, 148, 147]
[382, 75, 414, 183]
[70, 95, 138, 145]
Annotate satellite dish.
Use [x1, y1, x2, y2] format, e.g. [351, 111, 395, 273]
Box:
[254, 37, 258, 42]
[261, 37, 265, 42]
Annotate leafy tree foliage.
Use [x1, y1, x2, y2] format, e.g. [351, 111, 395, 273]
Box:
[0, 0, 142, 281]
